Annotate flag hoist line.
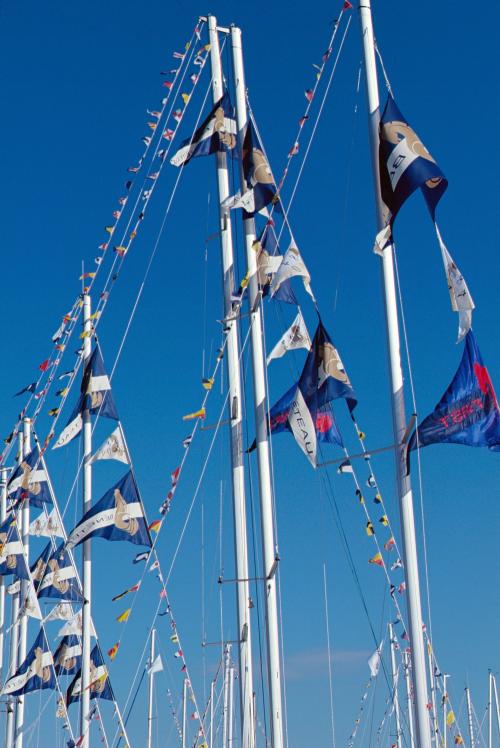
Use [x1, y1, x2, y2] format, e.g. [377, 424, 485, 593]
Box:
[81, 293, 92, 748]
[358, 3, 432, 747]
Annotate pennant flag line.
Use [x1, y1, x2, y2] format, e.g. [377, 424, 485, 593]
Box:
[266, 310, 311, 364]
[90, 425, 129, 465]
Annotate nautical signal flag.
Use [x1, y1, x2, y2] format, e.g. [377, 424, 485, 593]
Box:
[112, 582, 140, 602]
[170, 91, 236, 167]
[116, 608, 131, 623]
[183, 407, 205, 421]
[365, 521, 374, 536]
[108, 643, 120, 660]
[384, 537, 396, 551]
[148, 520, 161, 533]
[0, 629, 55, 697]
[407, 331, 500, 468]
[14, 382, 36, 397]
[368, 552, 383, 567]
[66, 471, 151, 550]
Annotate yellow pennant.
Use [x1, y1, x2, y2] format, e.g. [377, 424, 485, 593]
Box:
[183, 407, 206, 421]
[446, 711, 455, 727]
[117, 608, 131, 623]
[181, 93, 190, 105]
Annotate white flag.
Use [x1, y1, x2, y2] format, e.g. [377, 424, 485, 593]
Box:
[29, 509, 64, 538]
[367, 641, 384, 678]
[271, 243, 314, 300]
[287, 387, 317, 467]
[267, 311, 311, 364]
[58, 611, 96, 638]
[435, 225, 474, 342]
[53, 413, 82, 450]
[91, 426, 129, 465]
[44, 602, 74, 623]
[147, 654, 164, 675]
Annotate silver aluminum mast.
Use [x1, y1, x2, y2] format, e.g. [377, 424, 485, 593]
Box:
[231, 25, 284, 748]
[208, 17, 256, 748]
[0, 469, 7, 675]
[389, 622, 403, 748]
[81, 292, 92, 747]
[147, 628, 156, 748]
[358, 3, 431, 746]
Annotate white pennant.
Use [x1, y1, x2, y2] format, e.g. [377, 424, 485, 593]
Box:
[367, 640, 384, 678]
[53, 414, 82, 450]
[29, 509, 64, 539]
[44, 602, 75, 623]
[58, 611, 96, 638]
[90, 425, 129, 465]
[287, 387, 317, 467]
[435, 224, 474, 342]
[267, 310, 311, 364]
[270, 242, 314, 300]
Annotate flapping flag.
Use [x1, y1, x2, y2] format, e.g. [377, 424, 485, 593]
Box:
[376, 95, 447, 249]
[369, 552, 384, 567]
[8, 444, 52, 508]
[53, 345, 119, 449]
[38, 543, 83, 602]
[267, 310, 311, 364]
[116, 608, 131, 623]
[148, 520, 161, 533]
[133, 551, 150, 564]
[270, 243, 313, 301]
[183, 407, 205, 421]
[408, 331, 500, 464]
[66, 471, 151, 550]
[337, 459, 353, 474]
[58, 611, 95, 638]
[260, 228, 297, 304]
[90, 425, 129, 465]
[446, 711, 456, 727]
[108, 643, 120, 660]
[170, 91, 236, 167]
[66, 644, 113, 705]
[367, 641, 383, 678]
[147, 653, 163, 675]
[232, 120, 278, 216]
[14, 382, 36, 397]
[30, 509, 64, 538]
[1, 629, 55, 696]
[30, 543, 52, 591]
[0, 518, 29, 579]
[43, 602, 74, 623]
[54, 635, 82, 675]
[112, 581, 140, 602]
[435, 226, 474, 341]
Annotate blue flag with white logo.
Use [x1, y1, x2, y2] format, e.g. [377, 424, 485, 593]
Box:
[170, 91, 236, 167]
[240, 120, 279, 217]
[66, 644, 113, 705]
[267, 381, 343, 446]
[53, 635, 82, 676]
[0, 517, 28, 579]
[408, 331, 500, 463]
[37, 543, 82, 602]
[30, 542, 52, 590]
[66, 471, 151, 550]
[7, 445, 52, 509]
[1, 629, 55, 697]
[379, 95, 447, 228]
[260, 228, 297, 304]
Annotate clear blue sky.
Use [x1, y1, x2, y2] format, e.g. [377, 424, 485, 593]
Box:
[1, 1, 499, 747]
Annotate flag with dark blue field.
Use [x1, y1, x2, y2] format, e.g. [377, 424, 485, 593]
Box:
[7, 444, 52, 508]
[1, 629, 55, 696]
[170, 91, 236, 167]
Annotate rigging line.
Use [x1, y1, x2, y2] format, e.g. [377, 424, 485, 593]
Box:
[374, 41, 393, 97]
[323, 563, 336, 748]
[392, 247, 434, 641]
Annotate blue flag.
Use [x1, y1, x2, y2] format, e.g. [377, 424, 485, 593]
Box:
[260, 227, 297, 304]
[37, 543, 83, 602]
[267, 381, 343, 446]
[54, 345, 119, 448]
[30, 542, 52, 590]
[7, 444, 52, 509]
[66, 471, 151, 550]
[379, 95, 447, 228]
[0, 517, 28, 579]
[14, 382, 36, 397]
[408, 331, 500, 461]
[53, 635, 82, 676]
[170, 91, 236, 167]
[1, 629, 55, 697]
[240, 120, 279, 217]
[66, 644, 113, 705]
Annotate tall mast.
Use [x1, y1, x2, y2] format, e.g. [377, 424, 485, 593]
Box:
[488, 671, 492, 748]
[465, 686, 475, 748]
[210, 678, 215, 748]
[427, 644, 439, 742]
[207, 17, 256, 748]
[147, 628, 156, 748]
[403, 651, 415, 748]
[222, 645, 231, 748]
[442, 674, 449, 748]
[389, 623, 402, 748]
[14, 417, 31, 748]
[182, 677, 188, 748]
[0, 468, 7, 675]
[230, 25, 285, 748]
[358, 3, 431, 747]
[228, 664, 235, 748]
[81, 292, 93, 747]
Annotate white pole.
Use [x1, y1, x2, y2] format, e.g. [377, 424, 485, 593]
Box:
[488, 672, 492, 748]
[5, 446, 21, 748]
[389, 624, 402, 748]
[0, 468, 7, 674]
[210, 679, 215, 748]
[404, 650, 415, 748]
[208, 18, 255, 748]
[14, 418, 31, 748]
[427, 643, 439, 743]
[147, 628, 156, 748]
[492, 675, 500, 741]
[230, 25, 284, 748]
[182, 677, 188, 748]
[228, 666, 235, 748]
[358, 4, 431, 747]
[222, 646, 231, 748]
[81, 293, 92, 747]
[442, 674, 449, 748]
[465, 687, 475, 748]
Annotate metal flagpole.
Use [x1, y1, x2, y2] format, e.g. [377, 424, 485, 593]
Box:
[147, 628, 156, 748]
[222, 645, 231, 748]
[492, 674, 500, 743]
[81, 292, 92, 747]
[210, 678, 215, 748]
[403, 651, 415, 748]
[389, 623, 402, 748]
[5, 435, 23, 748]
[0, 468, 7, 675]
[182, 677, 188, 748]
[488, 671, 492, 748]
[208, 17, 256, 748]
[442, 673, 449, 748]
[230, 25, 285, 748]
[465, 686, 475, 748]
[228, 665, 235, 748]
[427, 644, 439, 743]
[14, 418, 31, 748]
[358, 4, 431, 747]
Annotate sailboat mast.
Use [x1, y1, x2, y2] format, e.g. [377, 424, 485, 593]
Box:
[228, 664, 235, 748]
[465, 686, 475, 748]
[210, 678, 215, 748]
[488, 671, 492, 748]
[427, 643, 439, 742]
[14, 417, 31, 748]
[207, 17, 256, 748]
[182, 677, 188, 748]
[404, 650, 415, 748]
[389, 623, 402, 748]
[358, 4, 431, 747]
[147, 628, 156, 748]
[230, 25, 285, 748]
[222, 645, 231, 748]
[442, 673, 449, 748]
[5, 432, 21, 748]
[81, 292, 93, 747]
[0, 468, 7, 674]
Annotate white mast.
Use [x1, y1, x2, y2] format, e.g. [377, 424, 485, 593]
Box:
[207, 17, 256, 748]
[358, 4, 431, 747]
[488, 671, 493, 748]
[0, 468, 7, 674]
[228, 664, 235, 748]
[210, 679, 215, 748]
[14, 417, 31, 748]
[389, 623, 402, 748]
[442, 674, 449, 748]
[81, 292, 92, 747]
[465, 686, 475, 748]
[404, 650, 415, 748]
[230, 25, 285, 748]
[182, 677, 188, 748]
[222, 645, 231, 748]
[492, 674, 500, 746]
[147, 628, 156, 748]
[427, 644, 439, 743]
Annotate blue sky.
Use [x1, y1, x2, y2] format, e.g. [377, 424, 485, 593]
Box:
[1, 1, 499, 746]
